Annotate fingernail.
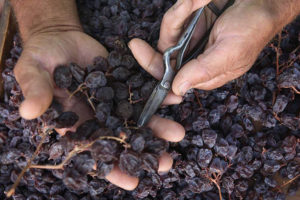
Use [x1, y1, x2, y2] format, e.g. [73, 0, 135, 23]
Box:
[179, 82, 191, 96]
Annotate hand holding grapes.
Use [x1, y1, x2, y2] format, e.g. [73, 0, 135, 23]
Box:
[11, 0, 186, 191]
[129, 0, 300, 95]
[14, 29, 108, 121]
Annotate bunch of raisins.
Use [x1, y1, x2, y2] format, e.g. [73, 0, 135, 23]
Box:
[0, 0, 299, 199]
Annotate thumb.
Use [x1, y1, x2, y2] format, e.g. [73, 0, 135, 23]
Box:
[172, 38, 247, 95]
[14, 50, 54, 120]
[158, 0, 212, 51]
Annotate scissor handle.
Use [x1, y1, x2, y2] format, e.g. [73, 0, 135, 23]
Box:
[160, 50, 175, 90]
[175, 7, 204, 70]
[160, 7, 204, 90]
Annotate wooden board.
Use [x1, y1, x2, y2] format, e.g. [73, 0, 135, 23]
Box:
[0, 0, 16, 99]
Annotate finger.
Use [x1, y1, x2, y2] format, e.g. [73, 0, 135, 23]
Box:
[193, 65, 248, 90]
[128, 39, 182, 105]
[75, 34, 109, 66]
[172, 38, 240, 96]
[158, 152, 173, 173]
[14, 51, 53, 120]
[128, 38, 164, 80]
[162, 91, 182, 105]
[158, 0, 212, 52]
[148, 115, 185, 142]
[105, 165, 139, 191]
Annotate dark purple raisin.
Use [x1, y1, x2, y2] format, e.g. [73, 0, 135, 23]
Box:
[85, 71, 107, 88]
[53, 65, 72, 88]
[119, 150, 142, 176]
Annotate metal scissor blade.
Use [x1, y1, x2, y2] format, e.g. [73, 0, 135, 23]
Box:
[137, 83, 170, 127]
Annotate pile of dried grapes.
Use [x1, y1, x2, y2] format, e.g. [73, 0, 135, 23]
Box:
[0, 0, 299, 199]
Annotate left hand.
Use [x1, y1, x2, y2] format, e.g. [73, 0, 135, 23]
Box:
[14, 29, 107, 128]
[14, 27, 186, 191]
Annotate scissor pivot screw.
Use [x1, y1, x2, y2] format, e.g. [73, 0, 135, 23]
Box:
[163, 81, 171, 89]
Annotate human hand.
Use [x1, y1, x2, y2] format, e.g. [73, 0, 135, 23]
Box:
[10, 0, 186, 192]
[14, 27, 188, 190]
[14, 29, 107, 126]
[129, 0, 281, 95]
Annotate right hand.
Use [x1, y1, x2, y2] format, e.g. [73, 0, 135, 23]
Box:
[129, 0, 279, 95]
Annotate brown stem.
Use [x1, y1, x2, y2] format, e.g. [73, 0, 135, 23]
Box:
[88, 171, 98, 178]
[84, 91, 96, 111]
[30, 146, 82, 170]
[193, 90, 203, 109]
[209, 176, 223, 200]
[131, 98, 144, 104]
[128, 94, 143, 104]
[127, 126, 139, 130]
[6, 129, 51, 197]
[280, 173, 300, 188]
[279, 45, 300, 74]
[68, 83, 87, 100]
[290, 86, 300, 94]
[128, 84, 134, 104]
[279, 86, 300, 95]
[205, 171, 223, 200]
[30, 136, 130, 170]
[272, 112, 282, 122]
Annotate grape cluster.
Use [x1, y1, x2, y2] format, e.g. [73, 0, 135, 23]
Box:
[0, 33, 168, 199]
[51, 48, 170, 190]
[0, 0, 299, 199]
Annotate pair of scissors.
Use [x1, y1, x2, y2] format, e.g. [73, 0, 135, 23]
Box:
[137, 1, 235, 127]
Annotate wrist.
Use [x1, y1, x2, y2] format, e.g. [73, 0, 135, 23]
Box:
[258, 0, 300, 33]
[25, 18, 82, 42]
[11, 0, 82, 42]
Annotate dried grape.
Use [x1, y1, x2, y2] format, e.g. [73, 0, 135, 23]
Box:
[1, 1, 299, 199]
[53, 65, 72, 88]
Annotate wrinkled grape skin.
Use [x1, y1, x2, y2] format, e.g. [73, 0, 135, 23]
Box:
[53, 65, 72, 88]
[85, 71, 107, 88]
[119, 151, 142, 177]
[54, 111, 79, 128]
[0, 1, 299, 200]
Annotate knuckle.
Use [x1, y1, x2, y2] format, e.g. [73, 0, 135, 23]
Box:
[194, 57, 214, 83]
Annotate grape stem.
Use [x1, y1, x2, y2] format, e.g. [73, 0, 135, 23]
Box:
[5, 128, 52, 197]
[193, 90, 203, 109]
[127, 84, 144, 104]
[278, 85, 300, 95]
[290, 86, 300, 94]
[204, 170, 223, 200]
[279, 173, 300, 188]
[279, 45, 300, 74]
[83, 91, 96, 111]
[272, 112, 282, 123]
[30, 135, 130, 170]
[123, 119, 138, 130]
[68, 82, 87, 100]
[30, 145, 83, 170]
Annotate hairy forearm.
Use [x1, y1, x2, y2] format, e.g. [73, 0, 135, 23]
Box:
[10, 0, 81, 42]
